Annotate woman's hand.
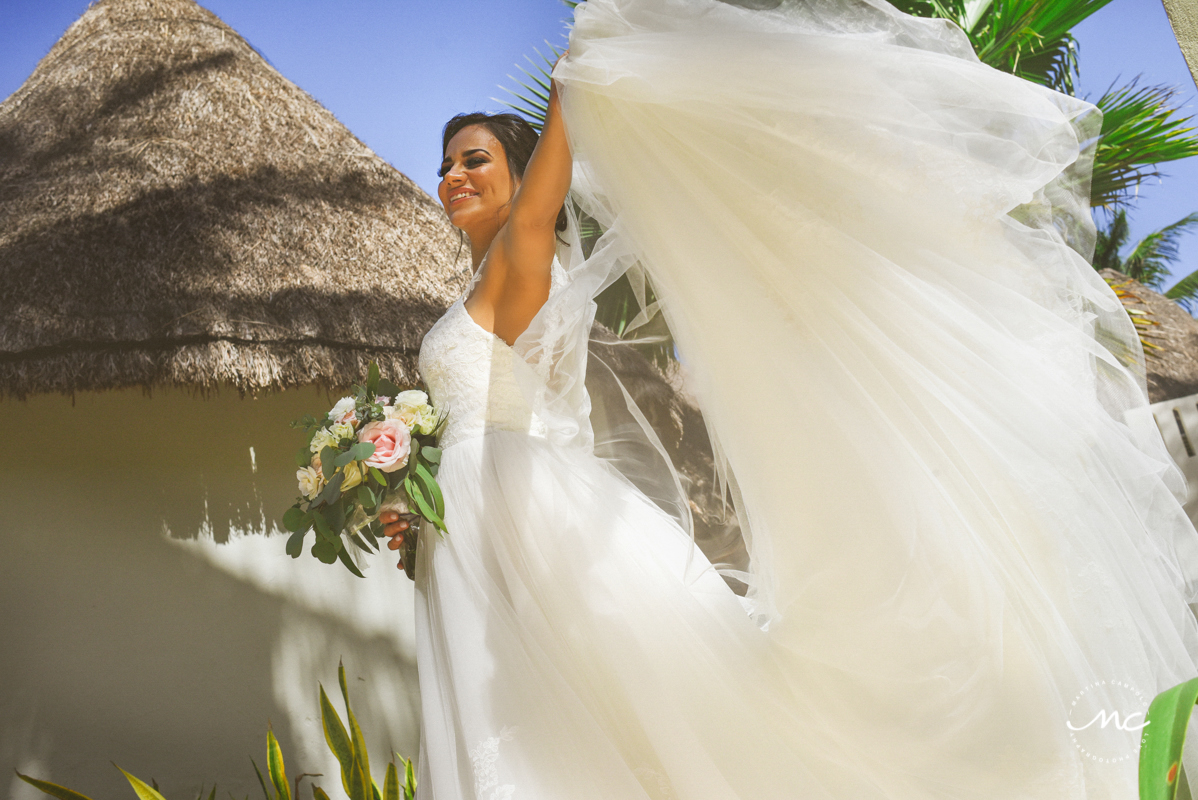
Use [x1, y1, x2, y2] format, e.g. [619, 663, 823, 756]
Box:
[381, 510, 412, 572]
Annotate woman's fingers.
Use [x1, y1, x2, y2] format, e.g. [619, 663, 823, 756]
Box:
[387, 533, 404, 550]
[396, 560, 404, 571]
[383, 518, 409, 538]
[380, 510, 399, 524]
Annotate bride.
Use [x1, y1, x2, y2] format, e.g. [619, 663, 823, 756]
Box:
[381, 0, 1198, 796]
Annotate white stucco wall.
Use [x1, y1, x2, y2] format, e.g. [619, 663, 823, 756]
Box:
[0, 386, 420, 800]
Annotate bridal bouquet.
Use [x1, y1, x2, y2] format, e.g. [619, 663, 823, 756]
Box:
[281, 362, 447, 577]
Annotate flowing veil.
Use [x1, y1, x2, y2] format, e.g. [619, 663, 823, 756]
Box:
[504, 0, 1198, 791]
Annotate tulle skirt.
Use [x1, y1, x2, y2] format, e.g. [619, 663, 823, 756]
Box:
[413, 427, 1184, 799]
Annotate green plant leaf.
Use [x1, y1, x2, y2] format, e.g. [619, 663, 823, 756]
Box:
[335, 443, 376, 468]
[348, 532, 373, 554]
[369, 467, 388, 487]
[311, 512, 335, 543]
[382, 763, 399, 800]
[315, 471, 345, 507]
[338, 546, 366, 578]
[320, 446, 338, 481]
[311, 788, 331, 800]
[1092, 81, 1198, 209]
[282, 507, 306, 533]
[208, 787, 217, 800]
[420, 447, 441, 464]
[1166, 266, 1198, 314]
[286, 531, 306, 559]
[115, 767, 169, 800]
[268, 729, 291, 800]
[337, 663, 373, 799]
[367, 362, 381, 396]
[357, 485, 377, 512]
[296, 447, 312, 468]
[251, 759, 270, 800]
[14, 771, 95, 800]
[319, 684, 354, 791]
[402, 757, 417, 800]
[413, 463, 445, 519]
[1140, 676, 1198, 799]
[404, 476, 442, 530]
[311, 540, 339, 564]
[377, 378, 400, 398]
[409, 438, 421, 460]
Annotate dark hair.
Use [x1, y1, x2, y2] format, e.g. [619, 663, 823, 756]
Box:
[441, 112, 567, 234]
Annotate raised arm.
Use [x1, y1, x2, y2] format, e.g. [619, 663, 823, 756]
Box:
[467, 63, 572, 345]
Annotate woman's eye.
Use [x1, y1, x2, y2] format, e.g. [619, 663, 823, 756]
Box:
[466, 158, 486, 168]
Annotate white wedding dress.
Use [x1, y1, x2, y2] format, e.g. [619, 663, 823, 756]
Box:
[412, 0, 1198, 797]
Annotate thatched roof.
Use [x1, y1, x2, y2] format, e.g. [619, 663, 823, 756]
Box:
[1101, 268, 1198, 403]
[0, 0, 467, 398]
[1163, 0, 1198, 91]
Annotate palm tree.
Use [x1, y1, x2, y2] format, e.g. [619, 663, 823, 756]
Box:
[1095, 209, 1198, 309]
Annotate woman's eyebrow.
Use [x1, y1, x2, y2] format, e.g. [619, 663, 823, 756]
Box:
[441, 148, 490, 165]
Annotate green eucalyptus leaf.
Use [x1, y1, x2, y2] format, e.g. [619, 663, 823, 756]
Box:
[377, 378, 400, 398]
[312, 540, 339, 564]
[320, 446, 338, 481]
[282, 506, 306, 533]
[421, 447, 441, 464]
[286, 530, 306, 558]
[312, 511, 335, 542]
[357, 485, 376, 511]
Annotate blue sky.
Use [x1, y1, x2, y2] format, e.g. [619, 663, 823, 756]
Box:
[3, 0, 1196, 287]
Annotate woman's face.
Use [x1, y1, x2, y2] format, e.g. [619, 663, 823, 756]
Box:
[438, 125, 517, 234]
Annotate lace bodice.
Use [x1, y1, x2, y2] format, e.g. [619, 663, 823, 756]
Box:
[418, 262, 564, 449]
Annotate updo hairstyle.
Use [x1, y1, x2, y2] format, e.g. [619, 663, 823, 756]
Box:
[441, 112, 568, 234]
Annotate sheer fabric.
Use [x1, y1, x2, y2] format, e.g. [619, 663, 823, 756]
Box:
[413, 0, 1198, 796]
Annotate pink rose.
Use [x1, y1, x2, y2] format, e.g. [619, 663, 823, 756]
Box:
[358, 419, 411, 473]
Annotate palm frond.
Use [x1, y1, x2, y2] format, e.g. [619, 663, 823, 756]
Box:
[897, 0, 1116, 93]
[1166, 266, 1198, 313]
[1092, 208, 1131, 272]
[1091, 80, 1198, 209]
[499, 41, 566, 133]
[1125, 212, 1198, 289]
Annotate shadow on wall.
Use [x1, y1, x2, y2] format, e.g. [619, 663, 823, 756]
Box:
[0, 386, 420, 800]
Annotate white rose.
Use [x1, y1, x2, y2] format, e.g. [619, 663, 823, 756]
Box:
[385, 404, 419, 427]
[296, 466, 323, 500]
[330, 421, 354, 442]
[394, 390, 428, 411]
[310, 427, 338, 454]
[416, 405, 440, 436]
[328, 396, 357, 423]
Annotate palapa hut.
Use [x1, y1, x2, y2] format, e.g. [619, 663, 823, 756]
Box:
[0, 0, 465, 796]
[0, 1, 739, 797]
